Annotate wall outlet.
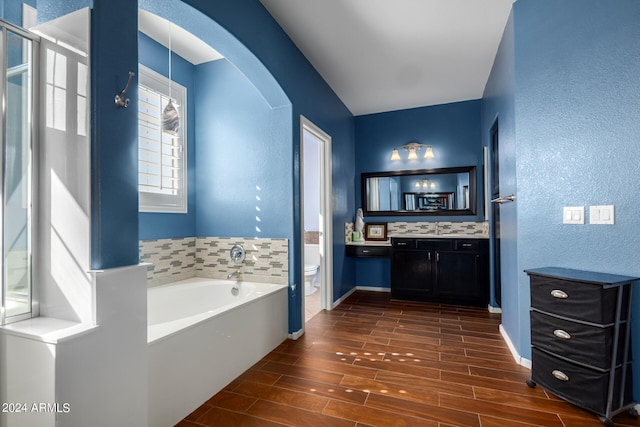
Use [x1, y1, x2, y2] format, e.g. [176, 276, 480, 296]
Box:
[590, 205, 614, 224]
[563, 206, 584, 224]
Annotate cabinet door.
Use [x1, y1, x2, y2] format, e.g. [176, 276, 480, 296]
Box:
[391, 250, 434, 299]
[436, 251, 484, 304]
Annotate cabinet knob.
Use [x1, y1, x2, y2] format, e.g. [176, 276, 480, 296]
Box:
[553, 329, 571, 340]
[550, 289, 568, 299]
[552, 370, 569, 381]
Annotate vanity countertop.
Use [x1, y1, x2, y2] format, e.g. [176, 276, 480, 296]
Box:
[347, 240, 392, 246]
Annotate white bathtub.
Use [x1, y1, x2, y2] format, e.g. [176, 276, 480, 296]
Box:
[147, 277, 288, 427]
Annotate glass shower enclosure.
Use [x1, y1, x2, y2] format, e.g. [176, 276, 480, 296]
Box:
[0, 19, 37, 325]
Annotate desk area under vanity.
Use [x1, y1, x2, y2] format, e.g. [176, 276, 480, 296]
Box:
[346, 221, 490, 307]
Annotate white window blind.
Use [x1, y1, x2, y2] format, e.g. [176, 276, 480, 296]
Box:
[138, 64, 187, 213]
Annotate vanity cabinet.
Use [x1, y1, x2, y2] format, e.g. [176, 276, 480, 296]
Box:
[390, 238, 488, 306]
[525, 267, 637, 426]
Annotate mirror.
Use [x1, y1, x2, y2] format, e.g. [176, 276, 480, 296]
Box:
[362, 166, 477, 216]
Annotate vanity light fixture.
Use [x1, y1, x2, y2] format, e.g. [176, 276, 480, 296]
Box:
[390, 142, 434, 160]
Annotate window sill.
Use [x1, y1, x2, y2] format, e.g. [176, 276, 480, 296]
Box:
[0, 317, 98, 344]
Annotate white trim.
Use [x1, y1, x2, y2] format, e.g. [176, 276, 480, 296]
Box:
[288, 328, 304, 340]
[355, 286, 391, 293]
[331, 287, 357, 309]
[300, 116, 333, 326]
[499, 324, 532, 369]
[488, 305, 502, 313]
[483, 146, 490, 220]
[138, 64, 188, 214]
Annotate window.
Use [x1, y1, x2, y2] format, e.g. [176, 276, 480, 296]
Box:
[138, 64, 187, 213]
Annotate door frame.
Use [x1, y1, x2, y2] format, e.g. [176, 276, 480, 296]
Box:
[300, 116, 333, 322]
[489, 117, 502, 309]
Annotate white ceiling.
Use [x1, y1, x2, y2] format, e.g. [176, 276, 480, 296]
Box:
[260, 0, 515, 115]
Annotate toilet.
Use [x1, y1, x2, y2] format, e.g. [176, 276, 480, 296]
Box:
[304, 243, 320, 296]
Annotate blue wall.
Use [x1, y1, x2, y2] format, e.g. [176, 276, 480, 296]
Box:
[138, 33, 197, 240]
[353, 100, 485, 287]
[481, 10, 519, 340]
[90, 0, 139, 269]
[0, 0, 35, 25]
[137, 0, 356, 333]
[355, 100, 485, 223]
[484, 0, 640, 400]
[194, 59, 292, 239]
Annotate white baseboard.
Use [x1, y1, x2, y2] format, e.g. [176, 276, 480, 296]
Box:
[331, 287, 357, 309]
[499, 324, 532, 369]
[488, 305, 502, 313]
[288, 328, 304, 340]
[355, 286, 391, 293]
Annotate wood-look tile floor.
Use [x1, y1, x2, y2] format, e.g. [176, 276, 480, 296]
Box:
[176, 291, 640, 427]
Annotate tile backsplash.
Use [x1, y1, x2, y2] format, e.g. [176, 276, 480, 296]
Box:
[140, 238, 196, 286]
[140, 237, 288, 287]
[345, 221, 488, 242]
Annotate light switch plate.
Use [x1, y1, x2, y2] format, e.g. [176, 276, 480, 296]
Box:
[590, 205, 615, 224]
[563, 206, 584, 224]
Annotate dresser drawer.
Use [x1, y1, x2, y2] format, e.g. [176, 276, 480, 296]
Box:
[530, 310, 626, 370]
[346, 245, 390, 257]
[531, 348, 633, 416]
[529, 276, 628, 324]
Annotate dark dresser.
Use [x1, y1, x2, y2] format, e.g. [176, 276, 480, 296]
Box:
[525, 267, 638, 426]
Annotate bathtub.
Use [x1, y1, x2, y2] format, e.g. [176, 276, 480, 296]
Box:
[147, 277, 288, 427]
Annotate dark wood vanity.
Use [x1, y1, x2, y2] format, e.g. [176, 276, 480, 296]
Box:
[390, 237, 489, 307]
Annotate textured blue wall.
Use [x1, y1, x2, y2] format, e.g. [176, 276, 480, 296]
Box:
[36, 0, 89, 23]
[0, 0, 35, 25]
[353, 100, 484, 287]
[138, 33, 197, 240]
[513, 0, 640, 398]
[138, 0, 356, 333]
[194, 59, 292, 239]
[177, 0, 357, 311]
[90, 0, 139, 269]
[483, 0, 640, 399]
[355, 100, 485, 222]
[481, 11, 519, 338]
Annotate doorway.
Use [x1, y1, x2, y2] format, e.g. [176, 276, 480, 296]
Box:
[300, 116, 333, 323]
[490, 118, 501, 307]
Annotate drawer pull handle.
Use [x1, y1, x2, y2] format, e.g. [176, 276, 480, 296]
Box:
[397, 242, 407, 246]
[553, 329, 571, 340]
[550, 289, 568, 299]
[362, 250, 370, 254]
[461, 243, 473, 247]
[552, 370, 569, 381]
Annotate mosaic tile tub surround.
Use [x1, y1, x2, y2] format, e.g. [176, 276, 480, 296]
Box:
[345, 221, 489, 242]
[140, 237, 289, 287]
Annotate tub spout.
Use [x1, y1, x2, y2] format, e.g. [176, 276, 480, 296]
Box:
[227, 269, 240, 280]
